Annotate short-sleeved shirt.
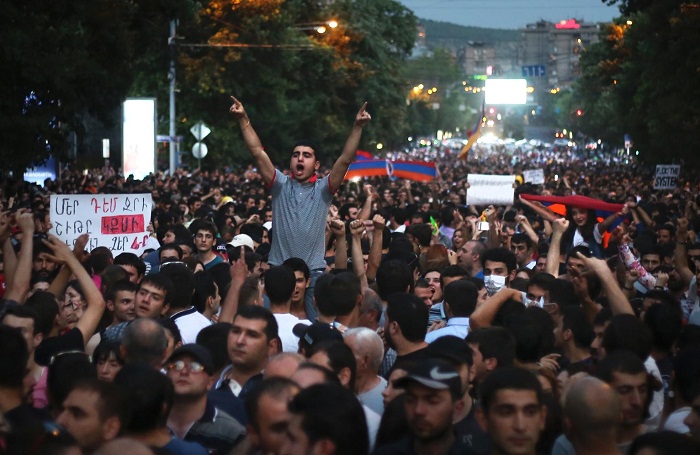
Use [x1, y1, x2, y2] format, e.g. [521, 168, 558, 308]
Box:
[268, 170, 334, 270]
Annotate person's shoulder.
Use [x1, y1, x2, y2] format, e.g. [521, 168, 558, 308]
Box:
[371, 437, 412, 455]
[162, 437, 209, 455]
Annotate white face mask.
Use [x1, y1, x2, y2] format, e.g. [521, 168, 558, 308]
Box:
[484, 275, 507, 296]
[522, 292, 544, 308]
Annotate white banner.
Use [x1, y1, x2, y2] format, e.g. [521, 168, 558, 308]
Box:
[50, 194, 153, 255]
[467, 174, 516, 206]
[523, 169, 545, 185]
[654, 165, 680, 190]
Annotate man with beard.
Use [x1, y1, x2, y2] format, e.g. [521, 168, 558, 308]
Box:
[383, 293, 429, 376]
[229, 96, 371, 322]
[373, 358, 475, 455]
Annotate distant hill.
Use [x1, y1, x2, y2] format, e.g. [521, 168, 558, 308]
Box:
[418, 18, 519, 45]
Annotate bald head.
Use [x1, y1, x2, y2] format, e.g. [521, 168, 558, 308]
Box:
[564, 376, 620, 442]
[264, 352, 304, 379]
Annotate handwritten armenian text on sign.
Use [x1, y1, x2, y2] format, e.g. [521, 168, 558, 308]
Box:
[50, 194, 153, 255]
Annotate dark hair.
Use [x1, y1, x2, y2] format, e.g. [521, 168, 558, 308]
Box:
[157, 317, 182, 346]
[47, 351, 96, 410]
[405, 223, 432, 247]
[100, 265, 131, 295]
[114, 253, 147, 278]
[595, 349, 646, 383]
[235, 305, 279, 342]
[92, 339, 123, 365]
[264, 266, 296, 304]
[0, 325, 29, 388]
[197, 323, 233, 373]
[104, 280, 138, 304]
[282, 257, 310, 281]
[158, 243, 184, 261]
[386, 292, 428, 342]
[194, 219, 219, 238]
[376, 260, 413, 301]
[503, 311, 543, 363]
[138, 273, 175, 307]
[481, 247, 517, 274]
[673, 347, 700, 403]
[295, 362, 340, 384]
[601, 314, 652, 361]
[158, 262, 195, 310]
[479, 367, 543, 412]
[443, 280, 477, 318]
[192, 271, 218, 313]
[308, 340, 357, 391]
[25, 291, 59, 336]
[288, 383, 369, 455]
[114, 361, 174, 432]
[628, 431, 700, 455]
[643, 303, 682, 354]
[292, 139, 322, 163]
[561, 306, 595, 349]
[1, 305, 40, 335]
[245, 377, 299, 431]
[466, 327, 516, 369]
[511, 233, 534, 249]
[528, 272, 556, 293]
[89, 247, 113, 275]
[325, 272, 361, 317]
[240, 223, 264, 244]
[70, 378, 129, 428]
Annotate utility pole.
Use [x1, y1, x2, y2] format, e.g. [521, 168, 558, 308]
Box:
[168, 19, 178, 175]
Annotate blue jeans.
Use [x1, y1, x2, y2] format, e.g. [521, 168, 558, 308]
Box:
[304, 268, 326, 322]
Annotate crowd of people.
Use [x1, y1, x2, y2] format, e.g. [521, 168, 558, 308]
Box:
[0, 97, 699, 455]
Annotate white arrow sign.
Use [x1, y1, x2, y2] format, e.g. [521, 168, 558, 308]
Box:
[190, 122, 211, 141]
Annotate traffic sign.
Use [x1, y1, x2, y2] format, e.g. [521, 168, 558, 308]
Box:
[192, 142, 208, 159]
[521, 65, 546, 77]
[190, 122, 211, 141]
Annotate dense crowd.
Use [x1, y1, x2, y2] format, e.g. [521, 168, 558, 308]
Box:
[0, 99, 699, 455]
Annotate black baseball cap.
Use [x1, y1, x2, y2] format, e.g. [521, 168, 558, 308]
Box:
[427, 335, 473, 366]
[293, 322, 343, 350]
[167, 344, 215, 375]
[395, 358, 462, 398]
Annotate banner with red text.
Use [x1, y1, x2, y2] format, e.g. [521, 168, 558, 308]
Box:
[50, 194, 154, 255]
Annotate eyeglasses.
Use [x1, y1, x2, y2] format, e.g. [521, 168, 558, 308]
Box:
[168, 360, 206, 374]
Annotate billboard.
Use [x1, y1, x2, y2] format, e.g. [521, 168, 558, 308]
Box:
[123, 98, 156, 180]
[484, 79, 527, 105]
[24, 156, 57, 186]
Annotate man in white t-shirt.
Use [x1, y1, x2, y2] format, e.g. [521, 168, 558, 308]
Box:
[265, 265, 310, 352]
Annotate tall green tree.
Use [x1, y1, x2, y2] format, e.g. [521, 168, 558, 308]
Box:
[0, 0, 196, 173]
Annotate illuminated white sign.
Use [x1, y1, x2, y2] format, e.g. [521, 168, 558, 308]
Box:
[484, 79, 527, 105]
[122, 98, 156, 180]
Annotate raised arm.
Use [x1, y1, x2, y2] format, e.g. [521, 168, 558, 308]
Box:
[470, 288, 523, 330]
[518, 195, 560, 223]
[349, 220, 369, 290]
[44, 235, 105, 345]
[328, 102, 371, 192]
[330, 220, 348, 270]
[576, 252, 634, 316]
[219, 247, 248, 324]
[230, 96, 275, 186]
[546, 218, 569, 277]
[366, 214, 386, 282]
[3, 212, 35, 303]
[357, 184, 377, 222]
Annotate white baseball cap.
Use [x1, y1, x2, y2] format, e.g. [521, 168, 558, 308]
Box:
[228, 233, 255, 250]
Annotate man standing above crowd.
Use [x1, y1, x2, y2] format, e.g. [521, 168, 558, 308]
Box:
[229, 96, 371, 320]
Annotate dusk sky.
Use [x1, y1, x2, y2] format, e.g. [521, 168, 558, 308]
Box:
[396, 0, 622, 30]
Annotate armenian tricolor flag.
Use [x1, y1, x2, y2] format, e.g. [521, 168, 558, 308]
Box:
[344, 160, 388, 180]
[344, 160, 437, 181]
[391, 161, 437, 181]
[356, 150, 373, 160]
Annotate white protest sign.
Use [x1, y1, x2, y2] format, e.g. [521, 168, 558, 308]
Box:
[654, 165, 680, 190]
[466, 174, 516, 206]
[523, 169, 545, 185]
[50, 194, 153, 255]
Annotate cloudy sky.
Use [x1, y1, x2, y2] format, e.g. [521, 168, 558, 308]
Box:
[396, 0, 622, 29]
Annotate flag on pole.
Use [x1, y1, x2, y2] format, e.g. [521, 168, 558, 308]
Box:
[459, 101, 485, 160]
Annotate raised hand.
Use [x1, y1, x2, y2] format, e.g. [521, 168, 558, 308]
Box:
[372, 214, 386, 232]
[330, 219, 346, 237]
[552, 218, 569, 235]
[354, 102, 371, 128]
[229, 96, 246, 118]
[350, 219, 365, 237]
[42, 234, 74, 264]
